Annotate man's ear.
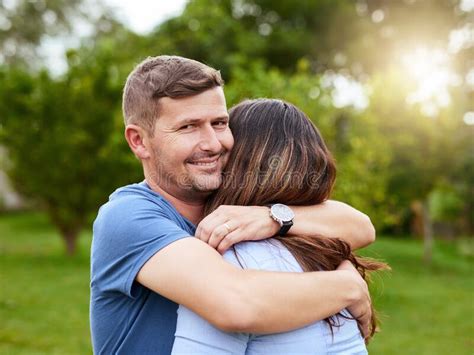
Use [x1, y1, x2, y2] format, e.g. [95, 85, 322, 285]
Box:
[124, 124, 151, 160]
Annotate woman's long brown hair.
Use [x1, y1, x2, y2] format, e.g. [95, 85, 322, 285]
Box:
[205, 98, 389, 340]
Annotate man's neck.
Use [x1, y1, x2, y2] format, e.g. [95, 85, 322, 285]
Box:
[145, 179, 205, 225]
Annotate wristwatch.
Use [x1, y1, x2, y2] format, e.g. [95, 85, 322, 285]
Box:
[270, 203, 295, 236]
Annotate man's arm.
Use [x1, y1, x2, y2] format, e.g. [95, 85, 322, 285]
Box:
[291, 200, 376, 249]
[137, 237, 371, 337]
[195, 200, 375, 253]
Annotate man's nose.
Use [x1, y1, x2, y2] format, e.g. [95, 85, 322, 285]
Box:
[199, 125, 222, 153]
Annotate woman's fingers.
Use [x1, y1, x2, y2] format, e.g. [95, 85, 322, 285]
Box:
[196, 206, 276, 248]
[216, 229, 242, 254]
[195, 210, 226, 243]
[208, 222, 234, 249]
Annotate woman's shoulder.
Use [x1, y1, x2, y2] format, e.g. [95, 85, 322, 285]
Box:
[223, 239, 304, 272]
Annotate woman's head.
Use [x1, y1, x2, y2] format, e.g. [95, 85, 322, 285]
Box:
[205, 98, 387, 340]
[206, 98, 336, 212]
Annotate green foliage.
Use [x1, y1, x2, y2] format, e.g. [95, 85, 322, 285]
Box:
[364, 69, 473, 232]
[0, 0, 82, 64]
[0, 50, 141, 254]
[429, 185, 465, 223]
[0, 0, 121, 67]
[150, 0, 463, 78]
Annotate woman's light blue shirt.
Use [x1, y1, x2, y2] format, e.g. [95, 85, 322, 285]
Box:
[172, 239, 368, 355]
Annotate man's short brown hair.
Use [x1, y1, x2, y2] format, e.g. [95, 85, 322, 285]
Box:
[122, 55, 224, 134]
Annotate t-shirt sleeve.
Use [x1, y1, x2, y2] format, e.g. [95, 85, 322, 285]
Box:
[91, 195, 191, 298]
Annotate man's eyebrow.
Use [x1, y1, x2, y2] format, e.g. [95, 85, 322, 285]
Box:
[176, 116, 229, 125]
[212, 115, 229, 121]
[176, 118, 202, 125]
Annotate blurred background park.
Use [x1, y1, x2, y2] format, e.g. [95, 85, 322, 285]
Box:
[0, 0, 473, 353]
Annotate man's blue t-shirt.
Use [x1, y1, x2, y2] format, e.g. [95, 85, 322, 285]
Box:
[90, 182, 195, 354]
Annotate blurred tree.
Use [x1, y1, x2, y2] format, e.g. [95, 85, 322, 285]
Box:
[148, 0, 465, 78]
[0, 0, 82, 65]
[0, 0, 119, 68]
[0, 45, 141, 255]
[365, 68, 472, 259]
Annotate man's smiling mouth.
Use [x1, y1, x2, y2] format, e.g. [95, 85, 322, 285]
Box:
[186, 154, 222, 168]
[187, 153, 223, 164]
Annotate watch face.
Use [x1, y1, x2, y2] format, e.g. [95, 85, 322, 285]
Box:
[271, 204, 295, 222]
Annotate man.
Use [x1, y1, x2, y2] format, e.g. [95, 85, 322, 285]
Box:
[90, 55, 375, 354]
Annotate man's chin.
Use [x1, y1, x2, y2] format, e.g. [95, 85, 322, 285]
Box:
[191, 176, 222, 193]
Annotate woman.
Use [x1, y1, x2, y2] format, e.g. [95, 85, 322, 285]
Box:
[172, 99, 388, 354]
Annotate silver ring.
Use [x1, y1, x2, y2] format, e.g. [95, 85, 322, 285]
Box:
[223, 223, 231, 233]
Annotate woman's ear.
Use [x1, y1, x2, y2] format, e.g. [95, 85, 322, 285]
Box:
[124, 124, 151, 160]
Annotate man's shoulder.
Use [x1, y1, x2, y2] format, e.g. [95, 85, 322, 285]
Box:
[93, 182, 185, 237]
[106, 182, 164, 207]
[97, 182, 168, 219]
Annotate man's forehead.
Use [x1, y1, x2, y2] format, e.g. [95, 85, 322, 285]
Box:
[159, 87, 228, 122]
[161, 86, 225, 104]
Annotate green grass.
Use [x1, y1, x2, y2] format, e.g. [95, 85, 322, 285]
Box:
[0, 213, 91, 355]
[360, 236, 474, 354]
[0, 212, 472, 354]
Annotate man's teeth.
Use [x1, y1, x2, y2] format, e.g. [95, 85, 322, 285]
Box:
[192, 161, 217, 166]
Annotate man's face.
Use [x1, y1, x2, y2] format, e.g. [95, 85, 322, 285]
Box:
[146, 87, 234, 201]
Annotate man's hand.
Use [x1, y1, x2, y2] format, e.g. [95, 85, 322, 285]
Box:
[337, 260, 372, 341]
[195, 205, 279, 253]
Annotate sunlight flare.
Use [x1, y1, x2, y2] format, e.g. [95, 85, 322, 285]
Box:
[401, 47, 460, 117]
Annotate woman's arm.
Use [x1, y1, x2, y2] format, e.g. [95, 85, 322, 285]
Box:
[195, 200, 375, 253]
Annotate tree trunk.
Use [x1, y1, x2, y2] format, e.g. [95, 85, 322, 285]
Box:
[422, 202, 433, 264]
[411, 200, 433, 264]
[48, 207, 83, 256]
[410, 200, 424, 239]
[56, 224, 81, 256]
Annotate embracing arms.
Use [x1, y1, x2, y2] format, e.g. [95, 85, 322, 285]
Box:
[137, 237, 371, 336]
[195, 200, 375, 253]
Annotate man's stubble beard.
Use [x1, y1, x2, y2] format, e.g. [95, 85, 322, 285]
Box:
[149, 153, 225, 198]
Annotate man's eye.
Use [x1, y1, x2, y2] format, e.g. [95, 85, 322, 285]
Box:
[180, 124, 196, 130]
[213, 121, 228, 127]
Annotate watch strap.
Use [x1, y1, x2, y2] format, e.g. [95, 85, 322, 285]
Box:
[278, 220, 293, 236]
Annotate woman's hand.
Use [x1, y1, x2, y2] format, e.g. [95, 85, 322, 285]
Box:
[196, 201, 375, 254]
[195, 205, 279, 253]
